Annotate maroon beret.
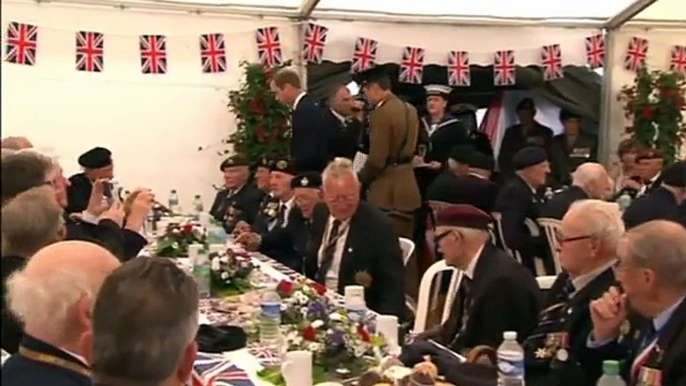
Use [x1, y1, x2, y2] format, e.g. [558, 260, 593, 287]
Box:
[435, 204, 492, 230]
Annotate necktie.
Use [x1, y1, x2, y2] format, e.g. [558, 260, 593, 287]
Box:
[275, 204, 287, 228]
[631, 324, 658, 382]
[449, 277, 473, 349]
[562, 277, 576, 299]
[316, 220, 342, 284]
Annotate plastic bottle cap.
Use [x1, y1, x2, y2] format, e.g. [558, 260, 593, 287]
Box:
[503, 331, 517, 340]
[602, 360, 620, 376]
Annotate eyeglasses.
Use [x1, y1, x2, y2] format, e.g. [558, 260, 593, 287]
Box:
[557, 233, 593, 244]
[325, 193, 357, 203]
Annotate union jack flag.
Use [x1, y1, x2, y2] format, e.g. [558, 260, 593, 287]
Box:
[624, 37, 648, 72]
[541, 44, 563, 81]
[75, 31, 104, 72]
[669, 45, 686, 74]
[351, 37, 377, 73]
[4, 22, 37, 66]
[200, 33, 226, 73]
[494, 50, 515, 86]
[302, 23, 328, 64]
[191, 353, 254, 386]
[585, 34, 605, 69]
[447, 51, 470, 87]
[139, 34, 167, 74]
[255, 27, 282, 67]
[399, 46, 424, 84]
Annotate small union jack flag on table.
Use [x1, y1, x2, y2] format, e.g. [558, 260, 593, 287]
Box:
[302, 23, 328, 64]
[140, 34, 167, 74]
[448, 51, 470, 87]
[256, 27, 282, 67]
[585, 34, 605, 69]
[75, 31, 104, 72]
[494, 50, 516, 86]
[4, 22, 37, 66]
[399, 46, 424, 84]
[669, 45, 686, 74]
[624, 36, 648, 72]
[200, 33, 226, 73]
[541, 44, 563, 81]
[351, 37, 377, 73]
[191, 353, 254, 386]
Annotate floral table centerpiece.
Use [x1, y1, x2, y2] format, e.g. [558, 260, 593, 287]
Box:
[209, 248, 257, 297]
[154, 221, 207, 258]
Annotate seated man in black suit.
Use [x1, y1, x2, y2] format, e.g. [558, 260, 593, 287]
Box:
[587, 221, 686, 386]
[305, 157, 406, 318]
[209, 154, 264, 232]
[418, 204, 540, 354]
[542, 162, 612, 220]
[322, 84, 365, 161]
[623, 161, 686, 230]
[494, 146, 551, 274]
[2, 241, 121, 386]
[524, 199, 624, 386]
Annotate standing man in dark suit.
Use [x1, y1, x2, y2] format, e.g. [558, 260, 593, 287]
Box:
[494, 146, 551, 274]
[549, 109, 598, 186]
[623, 161, 686, 229]
[322, 84, 365, 160]
[270, 69, 328, 172]
[635, 148, 664, 197]
[418, 204, 540, 354]
[66, 146, 114, 213]
[305, 158, 406, 318]
[542, 163, 611, 220]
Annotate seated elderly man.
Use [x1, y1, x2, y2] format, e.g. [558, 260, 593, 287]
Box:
[209, 154, 264, 232]
[418, 204, 541, 354]
[623, 161, 686, 229]
[1, 241, 120, 386]
[541, 163, 612, 220]
[2, 186, 66, 353]
[84, 258, 199, 386]
[524, 200, 624, 386]
[587, 220, 686, 386]
[305, 158, 406, 318]
[66, 146, 115, 214]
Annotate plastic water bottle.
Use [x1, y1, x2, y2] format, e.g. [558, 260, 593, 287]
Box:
[193, 195, 204, 215]
[259, 285, 282, 347]
[168, 190, 180, 214]
[616, 192, 632, 212]
[597, 360, 626, 386]
[207, 222, 228, 245]
[497, 331, 525, 386]
[192, 247, 211, 298]
[544, 187, 554, 201]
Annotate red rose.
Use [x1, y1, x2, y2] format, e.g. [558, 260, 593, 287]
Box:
[357, 325, 371, 343]
[182, 224, 194, 234]
[302, 325, 317, 341]
[642, 106, 653, 120]
[276, 280, 294, 296]
[311, 282, 327, 296]
[256, 125, 266, 141]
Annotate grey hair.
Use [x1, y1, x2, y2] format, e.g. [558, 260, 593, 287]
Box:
[328, 84, 349, 103]
[624, 220, 686, 289]
[566, 199, 625, 251]
[322, 157, 359, 185]
[572, 163, 607, 192]
[91, 258, 199, 385]
[1, 186, 64, 257]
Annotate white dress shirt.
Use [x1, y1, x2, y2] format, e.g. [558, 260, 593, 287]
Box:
[269, 196, 295, 231]
[570, 259, 616, 297]
[463, 244, 486, 280]
[293, 92, 306, 110]
[318, 216, 351, 290]
[638, 172, 661, 196]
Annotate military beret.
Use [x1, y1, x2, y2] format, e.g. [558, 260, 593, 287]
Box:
[290, 172, 322, 189]
[516, 98, 536, 111]
[425, 84, 452, 98]
[270, 156, 297, 176]
[220, 154, 249, 171]
[470, 151, 495, 171]
[635, 148, 663, 162]
[78, 147, 112, 169]
[662, 161, 686, 188]
[255, 155, 273, 169]
[435, 204, 492, 230]
[448, 145, 475, 165]
[513, 146, 548, 170]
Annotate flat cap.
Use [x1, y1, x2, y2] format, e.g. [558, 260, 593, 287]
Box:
[290, 172, 322, 189]
[470, 151, 495, 171]
[435, 204, 492, 230]
[78, 147, 112, 169]
[516, 98, 535, 111]
[425, 84, 452, 98]
[449, 145, 475, 165]
[662, 161, 686, 188]
[635, 148, 663, 162]
[513, 146, 548, 170]
[270, 156, 297, 176]
[220, 153, 249, 171]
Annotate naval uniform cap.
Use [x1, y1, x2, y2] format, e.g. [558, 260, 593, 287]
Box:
[425, 84, 452, 98]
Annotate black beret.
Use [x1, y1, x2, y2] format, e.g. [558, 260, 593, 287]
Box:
[516, 98, 535, 111]
[270, 156, 297, 176]
[290, 172, 322, 189]
[435, 204, 492, 230]
[513, 146, 548, 170]
[559, 109, 582, 122]
[78, 147, 112, 169]
[662, 161, 686, 188]
[448, 145, 475, 165]
[220, 154, 249, 171]
[470, 151, 495, 171]
[255, 155, 273, 169]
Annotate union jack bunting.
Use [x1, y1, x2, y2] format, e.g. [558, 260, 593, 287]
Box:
[200, 33, 226, 73]
[4, 22, 37, 66]
[139, 34, 167, 74]
[191, 353, 254, 386]
[255, 27, 282, 67]
[302, 23, 328, 64]
[351, 37, 377, 73]
[494, 50, 516, 86]
[669, 45, 686, 74]
[75, 31, 104, 72]
[585, 34, 605, 69]
[541, 44, 563, 81]
[398, 46, 424, 84]
[624, 37, 648, 72]
[447, 51, 470, 87]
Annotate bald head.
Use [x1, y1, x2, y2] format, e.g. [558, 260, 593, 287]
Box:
[572, 162, 611, 199]
[1, 136, 33, 150]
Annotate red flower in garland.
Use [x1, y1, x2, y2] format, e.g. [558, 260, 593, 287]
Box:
[182, 224, 194, 234]
[276, 280, 294, 296]
[311, 282, 327, 296]
[250, 100, 264, 115]
[357, 325, 371, 343]
[302, 325, 317, 341]
[255, 125, 266, 142]
[642, 106, 653, 120]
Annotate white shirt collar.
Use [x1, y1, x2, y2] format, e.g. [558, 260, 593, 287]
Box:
[61, 347, 87, 365]
[280, 196, 295, 209]
[464, 243, 486, 280]
[293, 92, 306, 110]
[649, 172, 661, 184]
[571, 259, 616, 295]
[330, 108, 347, 124]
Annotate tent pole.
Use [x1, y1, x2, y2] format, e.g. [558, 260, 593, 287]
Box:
[297, 0, 320, 19]
[604, 0, 657, 29]
[292, 21, 307, 90]
[598, 29, 617, 167]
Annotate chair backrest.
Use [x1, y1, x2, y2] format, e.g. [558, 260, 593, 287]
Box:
[399, 237, 415, 266]
[413, 260, 463, 334]
[490, 212, 522, 264]
[536, 275, 557, 290]
[537, 218, 562, 274]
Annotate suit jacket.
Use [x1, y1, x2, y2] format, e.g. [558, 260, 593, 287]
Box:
[623, 187, 684, 230]
[1, 335, 91, 386]
[438, 244, 541, 352]
[360, 94, 421, 213]
[65, 173, 92, 214]
[322, 108, 363, 160]
[419, 114, 469, 164]
[291, 94, 328, 172]
[305, 202, 406, 318]
[541, 186, 589, 220]
[497, 122, 554, 176]
[426, 172, 499, 214]
[1, 255, 25, 353]
[259, 206, 310, 273]
[64, 214, 147, 261]
[549, 133, 598, 186]
[524, 268, 616, 386]
[209, 185, 264, 232]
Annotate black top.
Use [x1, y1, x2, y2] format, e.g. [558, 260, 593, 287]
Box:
[64, 213, 147, 261]
[419, 114, 470, 164]
[498, 122, 554, 176]
[623, 187, 684, 229]
[541, 186, 589, 220]
[65, 173, 92, 214]
[426, 172, 499, 214]
[1, 255, 26, 353]
[209, 185, 265, 233]
[291, 94, 329, 172]
[549, 133, 598, 186]
[321, 109, 363, 161]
